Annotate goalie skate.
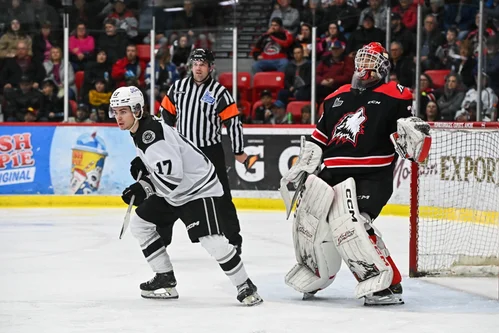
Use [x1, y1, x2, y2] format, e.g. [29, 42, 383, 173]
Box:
[364, 283, 404, 306]
[237, 279, 263, 306]
[140, 272, 179, 299]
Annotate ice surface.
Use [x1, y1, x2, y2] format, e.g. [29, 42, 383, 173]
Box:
[0, 209, 498, 333]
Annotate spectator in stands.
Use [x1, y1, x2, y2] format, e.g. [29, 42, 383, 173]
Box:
[300, 104, 312, 124]
[484, 35, 499, 95]
[68, 0, 108, 31]
[424, 0, 445, 32]
[345, 13, 384, 56]
[420, 14, 445, 71]
[253, 89, 275, 124]
[435, 27, 461, 71]
[316, 40, 354, 102]
[82, 49, 113, 98]
[322, 0, 359, 35]
[270, 99, 293, 124]
[32, 20, 59, 64]
[84, 77, 111, 111]
[0, 18, 32, 59]
[7, 0, 35, 32]
[413, 73, 437, 117]
[320, 22, 347, 55]
[437, 73, 465, 120]
[251, 17, 294, 74]
[295, 23, 321, 59]
[68, 103, 93, 123]
[466, 13, 497, 57]
[423, 100, 441, 122]
[390, 12, 415, 57]
[277, 44, 312, 104]
[358, 0, 387, 31]
[23, 106, 37, 122]
[106, 0, 138, 41]
[455, 40, 476, 88]
[69, 22, 95, 72]
[31, 0, 59, 30]
[172, 0, 205, 37]
[270, 0, 300, 36]
[485, 0, 499, 21]
[97, 18, 128, 65]
[392, 0, 417, 31]
[300, 0, 325, 34]
[0, 40, 45, 92]
[443, 0, 477, 39]
[43, 46, 76, 100]
[389, 41, 414, 88]
[92, 103, 114, 123]
[39, 77, 63, 122]
[171, 35, 193, 79]
[145, 45, 179, 102]
[3, 75, 44, 121]
[454, 108, 470, 121]
[111, 43, 146, 88]
[460, 73, 498, 121]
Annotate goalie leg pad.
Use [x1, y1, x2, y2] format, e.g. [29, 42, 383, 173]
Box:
[328, 178, 393, 298]
[285, 175, 342, 294]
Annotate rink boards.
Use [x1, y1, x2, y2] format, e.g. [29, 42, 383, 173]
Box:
[0, 124, 497, 224]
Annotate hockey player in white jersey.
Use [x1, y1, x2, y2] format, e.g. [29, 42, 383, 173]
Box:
[109, 85, 262, 306]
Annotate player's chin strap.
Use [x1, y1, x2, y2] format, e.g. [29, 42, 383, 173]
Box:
[390, 117, 432, 163]
[127, 110, 144, 131]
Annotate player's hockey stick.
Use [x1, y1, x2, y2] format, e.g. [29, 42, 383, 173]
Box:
[119, 170, 143, 239]
[279, 172, 307, 220]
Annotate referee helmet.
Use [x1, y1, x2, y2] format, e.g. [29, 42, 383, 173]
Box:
[190, 48, 215, 67]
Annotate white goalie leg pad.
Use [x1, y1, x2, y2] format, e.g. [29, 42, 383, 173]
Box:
[285, 174, 342, 294]
[328, 178, 393, 298]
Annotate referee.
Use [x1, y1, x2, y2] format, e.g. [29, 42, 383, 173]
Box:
[159, 48, 247, 255]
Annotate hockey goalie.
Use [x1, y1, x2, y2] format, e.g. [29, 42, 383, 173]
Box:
[280, 42, 431, 306]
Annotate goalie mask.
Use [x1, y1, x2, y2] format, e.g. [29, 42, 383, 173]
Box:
[352, 42, 391, 91]
[109, 86, 145, 129]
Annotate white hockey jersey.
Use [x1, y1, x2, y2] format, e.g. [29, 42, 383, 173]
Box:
[132, 116, 223, 206]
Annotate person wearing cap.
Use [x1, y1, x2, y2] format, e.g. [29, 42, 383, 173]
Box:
[345, 13, 384, 56]
[270, 99, 293, 124]
[316, 39, 354, 102]
[251, 17, 294, 74]
[390, 12, 415, 57]
[105, 0, 138, 40]
[159, 49, 246, 255]
[68, 103, 93, 123]
[269, 0, 300, 35]
[0, 18, 32, 59]
[4, 75, 44, 122]
[277, 44, 312, 104]
[358, 0, 388, 31]
[39, 78, 64, 122]
[253, 89, 275, 124]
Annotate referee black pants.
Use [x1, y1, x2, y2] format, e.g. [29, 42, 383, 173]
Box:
[157, 143, 243, 247]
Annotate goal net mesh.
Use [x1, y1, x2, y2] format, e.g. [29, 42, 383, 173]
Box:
[413, 125, 499, 276]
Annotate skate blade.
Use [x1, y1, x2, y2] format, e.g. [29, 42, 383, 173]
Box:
[302, 291, 317, 300]
[364, 294, 404, 306]
[241, 292, 263, 306]
[141, 287, 179, 299]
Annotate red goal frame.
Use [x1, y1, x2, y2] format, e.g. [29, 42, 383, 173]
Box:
[409, 122, 499, 277]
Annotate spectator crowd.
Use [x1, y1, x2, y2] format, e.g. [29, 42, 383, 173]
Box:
[0, 0, 498, 124]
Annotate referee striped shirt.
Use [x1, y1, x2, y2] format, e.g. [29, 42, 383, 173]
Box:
[160, 76, 244, 154]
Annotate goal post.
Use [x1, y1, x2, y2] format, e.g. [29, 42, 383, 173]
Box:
[409, 122, 499, 277]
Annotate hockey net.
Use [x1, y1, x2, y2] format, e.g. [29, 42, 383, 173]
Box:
[410, 122, 499, 277]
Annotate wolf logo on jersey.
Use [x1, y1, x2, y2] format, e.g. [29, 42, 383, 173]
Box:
[329, 107, 367, 147]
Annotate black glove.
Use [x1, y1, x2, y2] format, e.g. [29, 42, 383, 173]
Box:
[121, 180, 154, 206]
[130, 156, 149, 180]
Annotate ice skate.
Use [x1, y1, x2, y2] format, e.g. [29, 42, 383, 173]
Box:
[237, 278, 263, 306]
[364, 283, 404, 306]
[140, 271, 179, 299]
[302, 290, 318, 300]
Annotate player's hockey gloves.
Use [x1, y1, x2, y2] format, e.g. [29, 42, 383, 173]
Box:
[130, 157, 149, 180]
[121, 179, 154, 206]
[390, 117, 432, 163]
[282, 136, 322, 187]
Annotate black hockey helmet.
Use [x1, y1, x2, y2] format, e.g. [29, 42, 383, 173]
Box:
[189, 48, 215, 67]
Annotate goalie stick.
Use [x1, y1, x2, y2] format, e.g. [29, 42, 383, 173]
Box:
[280, 172, 307, 220]
[119, 170, 143, 239]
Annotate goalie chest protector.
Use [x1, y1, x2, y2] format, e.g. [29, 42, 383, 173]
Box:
[311, 81, 413, 175]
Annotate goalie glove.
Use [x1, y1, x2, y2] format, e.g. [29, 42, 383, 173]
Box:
[281, 136, 322, 187]
[390, 117, 432, 163]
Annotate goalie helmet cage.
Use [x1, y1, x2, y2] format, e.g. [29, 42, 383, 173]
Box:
[409, 122, 499, 277]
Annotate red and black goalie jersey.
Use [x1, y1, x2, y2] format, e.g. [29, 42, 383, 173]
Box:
[311, 81, 413, 175]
